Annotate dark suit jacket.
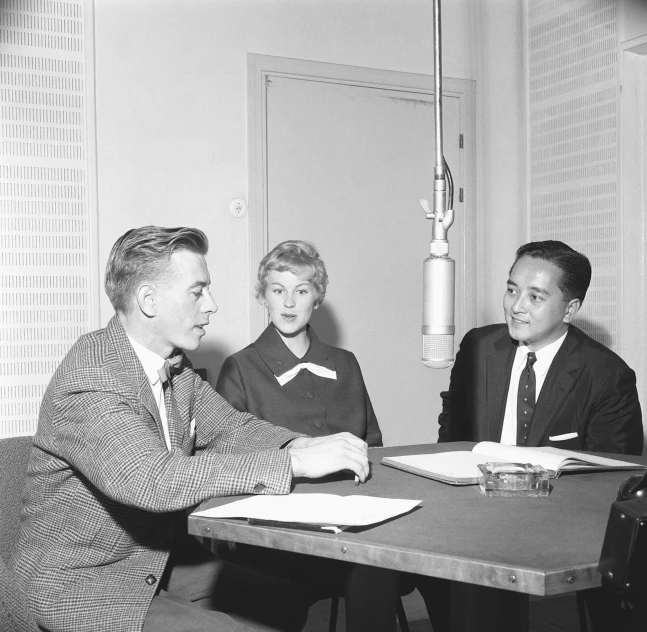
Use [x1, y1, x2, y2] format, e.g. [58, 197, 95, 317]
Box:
[216, 324, 383, 447]
[438, 324, 643, 455]
[11, 317, 299, 632]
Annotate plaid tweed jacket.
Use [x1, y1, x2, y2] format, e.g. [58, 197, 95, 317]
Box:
[11, 316, 299, 632]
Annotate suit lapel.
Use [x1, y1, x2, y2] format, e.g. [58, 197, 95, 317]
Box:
[167, 379, 187, 449]
[301, 327, 337, 370]
[485, 335, 516, 442]
[140, 382, 162, 435]
[105, 317, 167, 444]
[254, 324, 337, 376]
[254, 324, 300, 375]
[527, 328, 579, 446]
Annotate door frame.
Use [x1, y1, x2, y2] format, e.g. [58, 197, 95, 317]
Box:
[247, 53, 477, 340]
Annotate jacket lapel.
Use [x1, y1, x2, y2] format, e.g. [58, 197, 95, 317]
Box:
[254, 324, 300, 376]
[254, 324, 337, 377]
[527, 328, 579, 446]
[301, 327, 337, 370]
[105, 317, 167, 445]
[485, 335, 516, 442]
[167, 375, 187, 450]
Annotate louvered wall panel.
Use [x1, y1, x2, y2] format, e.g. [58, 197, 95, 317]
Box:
[0, 0, 96, 437]
[527, 0, 619, 350]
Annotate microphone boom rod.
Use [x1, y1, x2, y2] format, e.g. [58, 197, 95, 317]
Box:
[434, 0, 444, 175]
[432, 0, 447, 243]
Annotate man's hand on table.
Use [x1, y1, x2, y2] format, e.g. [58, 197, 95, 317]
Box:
[288, 433, 369, 483]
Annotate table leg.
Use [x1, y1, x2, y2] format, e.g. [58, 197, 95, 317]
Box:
[450, 583, 529, 632]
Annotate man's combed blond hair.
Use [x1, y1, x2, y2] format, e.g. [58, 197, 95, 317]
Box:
[105, 226, 209, 314]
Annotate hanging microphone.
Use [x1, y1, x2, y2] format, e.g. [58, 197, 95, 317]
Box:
[421, 199, 455, 369]
[420, 0, 455, 370]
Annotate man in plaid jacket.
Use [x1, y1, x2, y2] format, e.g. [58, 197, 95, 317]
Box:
[11, 226, 369, 632]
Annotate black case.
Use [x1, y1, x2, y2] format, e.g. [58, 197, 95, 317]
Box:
[598, 497, 647, 591]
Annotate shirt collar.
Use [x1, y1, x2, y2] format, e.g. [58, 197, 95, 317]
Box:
[127, 335, 167, 386]
[513, 329, 569, 376]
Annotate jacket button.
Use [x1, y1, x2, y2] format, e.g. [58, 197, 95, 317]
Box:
[306, 391, 315, 399]
[253, 483, 266, 493]
[276, 360, 283, 366]
[145, 574, 157, 586]
[314, 421, 323, 428]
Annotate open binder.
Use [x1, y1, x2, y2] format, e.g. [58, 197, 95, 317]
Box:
[381, 442, 647, 486]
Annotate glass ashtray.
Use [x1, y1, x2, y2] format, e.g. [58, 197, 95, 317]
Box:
[478, 462, 550, 497]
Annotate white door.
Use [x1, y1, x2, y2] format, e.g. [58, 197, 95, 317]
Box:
[251, 58, 475, 446]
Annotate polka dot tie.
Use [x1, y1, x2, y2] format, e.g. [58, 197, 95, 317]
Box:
[516, 351, 537, 446]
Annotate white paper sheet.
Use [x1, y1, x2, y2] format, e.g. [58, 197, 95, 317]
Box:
[192, 493, 421, 527]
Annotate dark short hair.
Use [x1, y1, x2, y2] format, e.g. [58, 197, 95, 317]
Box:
[511, 240, 591, 303]
[105, 226, 209, 314]
[255, 240, 328, 307]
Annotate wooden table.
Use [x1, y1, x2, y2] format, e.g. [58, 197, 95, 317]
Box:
[189, 442, 646, 630]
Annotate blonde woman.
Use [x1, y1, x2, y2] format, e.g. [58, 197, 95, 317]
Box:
[217, 240, 397, 632]
[218, 239, 381, 445]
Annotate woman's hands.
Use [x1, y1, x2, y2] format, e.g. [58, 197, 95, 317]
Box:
[288, 433, 369, 483]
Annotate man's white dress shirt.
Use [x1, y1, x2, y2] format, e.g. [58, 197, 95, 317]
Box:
[127, 335, 172, 451]
[500, 330, 568, 445]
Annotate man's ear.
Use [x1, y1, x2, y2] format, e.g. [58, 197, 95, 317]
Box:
[136, 284, 157, 318]
[563, 298, 581, 324]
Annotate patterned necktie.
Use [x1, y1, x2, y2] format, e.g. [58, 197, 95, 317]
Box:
[516, 351, 537, 446]
[157, 354, 182, 384]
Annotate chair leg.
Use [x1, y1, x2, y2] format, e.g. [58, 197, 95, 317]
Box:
[396, 596, 409, 632]
[576, 591, 588, 632]
[329, 595, 339, 632]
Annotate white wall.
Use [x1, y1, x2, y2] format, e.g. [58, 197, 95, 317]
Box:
[474, 0, 526, 324]
[93, 0, 525, 384]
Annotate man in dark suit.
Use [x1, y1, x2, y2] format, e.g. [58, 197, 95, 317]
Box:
[10, 226, 370, 632]
[437, 240, 643, 631]
[439, 240, 642, 455]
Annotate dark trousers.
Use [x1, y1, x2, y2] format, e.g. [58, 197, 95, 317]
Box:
[223, 543, 399, 632]
[144, 591, 269, 632]
[144, 518, 399, 632]
[143, 527, 311, 632]
[410, 575, 451, 632]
